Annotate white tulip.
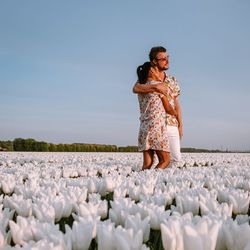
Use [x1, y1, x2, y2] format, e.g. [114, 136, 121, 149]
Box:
[73, 215, 100, 239]
[140, 191, 168, 207]
[228, 192, 250, 214]
[97, 222, 115, 250]
[64, 224, 73, 250]
[28, 220, 65, 247]
[1, 176, 15, 194]
[33, 239, 65, 250]
[70, 220, 93, 250]
[176, 195, 199, 215]
[97, 200, 108, 219]
[183, 224, 204, 250]
[141, 182, 154, 196]
[0, 205, 15, 232]
[88, 193, 101, 202]
[194, 217, 221, 250]
[223, 221, 250, 250]
[220, 203, 233, 218]
[50, 194, 73, 222]
[0, 229, 11, 249]
[124, 213, 150, 243]
[199, 195, 233, 217]
[160, 223, 177, 250]
[109, 208, 124, 226]
[13, 238, 64, 250]
[62, 197, 74, 218]
[33, 202, 55, 223]
[199, 198, 217, 216]
[66, 186, 87, 205]
[182, 218, 220, 250]
[103, 176, 115, 193]
[77, 202, 99, 218]
[152, 193, 168, 207]
[128, 185, 140, 202]
[215, 220, 227, 250]
[15, 178, 40, 199]
[9, 216, 35, 245]
[217, 189, 230, 203]
[109, 198, 137, 226]
[143, 204, 170, 230]
[4, 194, 32, 217]
[114, 226, 143, 250]
[161, 219, 184, 250]
[114, 186, 127, 199]
[87, 178, 99, 193]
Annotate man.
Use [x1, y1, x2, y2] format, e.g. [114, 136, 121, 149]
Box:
[133, 46, 183, 168]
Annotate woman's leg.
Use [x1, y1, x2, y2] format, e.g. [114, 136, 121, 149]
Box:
[142, 149, 154, 170]
[155, 150, 170, 169]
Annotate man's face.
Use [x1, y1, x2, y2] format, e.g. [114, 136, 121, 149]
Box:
[153, 52, 169, 71]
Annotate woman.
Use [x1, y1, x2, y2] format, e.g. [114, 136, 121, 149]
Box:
[137, 62, 177, 170]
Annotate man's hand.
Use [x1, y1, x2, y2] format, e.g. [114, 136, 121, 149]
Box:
[154, 82, 168, 96]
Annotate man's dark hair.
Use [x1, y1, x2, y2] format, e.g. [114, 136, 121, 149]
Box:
[137, 61, 151, 84]
[149, 46, 166, 62]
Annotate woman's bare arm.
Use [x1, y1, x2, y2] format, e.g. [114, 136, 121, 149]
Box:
[132, 82, 169, 95]
[133, 82, 157, 94]
[161, 96, 177, 117]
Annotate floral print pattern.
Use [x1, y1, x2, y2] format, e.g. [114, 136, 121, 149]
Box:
[165, 75, 180, 127]
[137, 81, 169, 152]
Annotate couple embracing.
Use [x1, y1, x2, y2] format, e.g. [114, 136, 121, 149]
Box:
[133, 46, 183, 170]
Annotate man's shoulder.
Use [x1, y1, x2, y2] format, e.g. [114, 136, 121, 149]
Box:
[165, 74, 181, 96]
[166, 74, 177, 82]
[165, 75, 179, 86]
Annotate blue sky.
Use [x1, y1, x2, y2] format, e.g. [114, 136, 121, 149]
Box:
[0, 0, 250, 150]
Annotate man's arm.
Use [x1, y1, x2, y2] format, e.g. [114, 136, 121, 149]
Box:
[132, 82, 169, 96]
[174, 97, 183, 139]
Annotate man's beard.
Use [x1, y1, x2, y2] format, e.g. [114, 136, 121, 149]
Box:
[159, 65, 169, 71]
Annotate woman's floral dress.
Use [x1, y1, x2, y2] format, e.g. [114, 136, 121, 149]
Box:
[137, 81, 170, 152]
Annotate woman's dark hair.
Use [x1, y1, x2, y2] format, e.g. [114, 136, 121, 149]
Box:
[149, 46, 166, 62]
[137, 62, 151, 84]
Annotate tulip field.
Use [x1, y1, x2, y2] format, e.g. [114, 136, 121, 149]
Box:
[0, 152, 250, 250]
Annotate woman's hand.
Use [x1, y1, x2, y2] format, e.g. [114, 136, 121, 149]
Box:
[154, 83, 169, 96]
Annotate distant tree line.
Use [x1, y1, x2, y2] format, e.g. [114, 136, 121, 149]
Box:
[117, 146, 138, 152]
[0, 140, 13, 151]
[0, 138, 248, 153]
[180, 147, 224, 153]
[0, 138, 137, 152]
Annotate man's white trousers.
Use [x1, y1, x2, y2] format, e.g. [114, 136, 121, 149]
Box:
[167, 125, 181, 168]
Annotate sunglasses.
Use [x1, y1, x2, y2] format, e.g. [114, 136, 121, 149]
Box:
[156, 56, 169, 62]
